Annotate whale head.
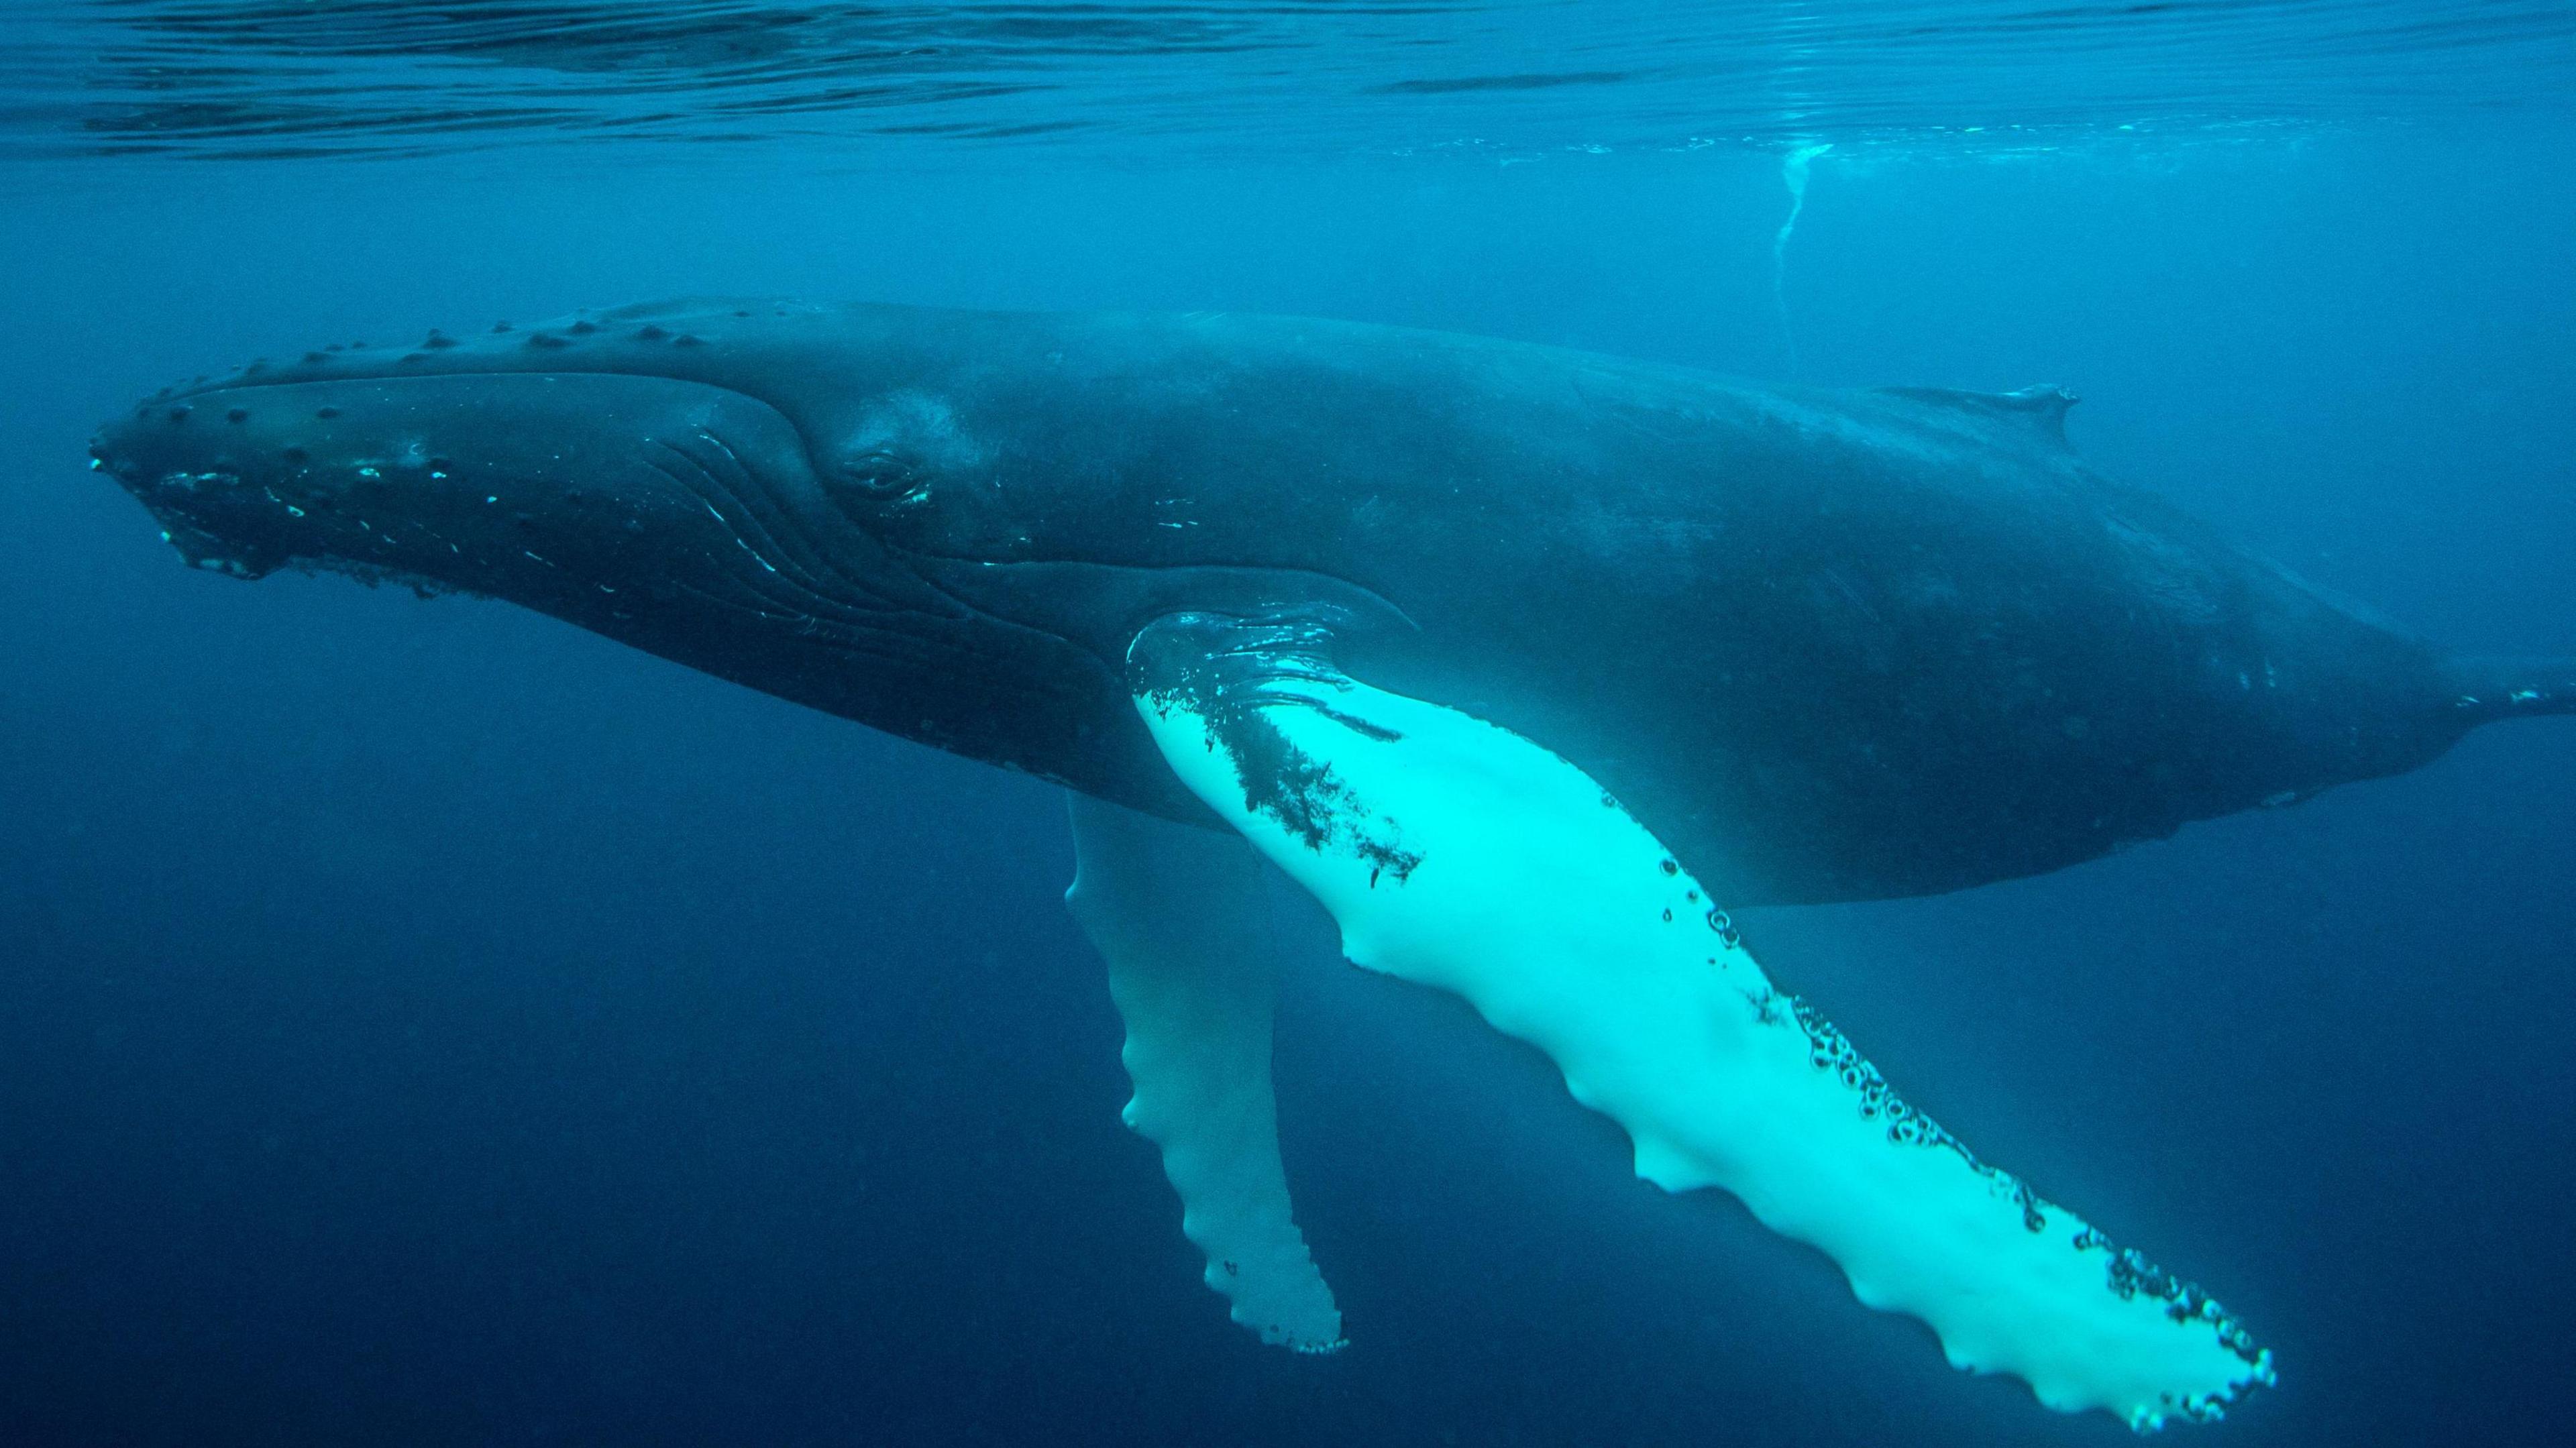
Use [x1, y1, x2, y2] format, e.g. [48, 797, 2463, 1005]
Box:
[86, 299, 1248, 813]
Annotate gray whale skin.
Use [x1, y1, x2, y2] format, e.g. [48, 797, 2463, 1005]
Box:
[91, 299, 2575, 906]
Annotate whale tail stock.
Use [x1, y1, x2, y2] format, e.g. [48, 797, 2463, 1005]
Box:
[2453, 657, 2576, 724]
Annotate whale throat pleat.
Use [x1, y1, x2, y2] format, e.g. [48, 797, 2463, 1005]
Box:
[1126, 616, 2271, 1429]
[1065, 793, 1346, 1355]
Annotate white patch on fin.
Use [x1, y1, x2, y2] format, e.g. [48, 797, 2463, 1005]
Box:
[1129, 627, 2272, 1429]
[1065, 793, 1346, 1354]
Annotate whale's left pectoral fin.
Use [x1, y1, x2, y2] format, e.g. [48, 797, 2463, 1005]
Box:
[1065, 791, 1346, 1354]
[1125, 611, 2273, 1430]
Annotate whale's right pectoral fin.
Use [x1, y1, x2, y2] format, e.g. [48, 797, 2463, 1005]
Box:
[1125, 611, 2273, 1431]
[1065, 791, 1345, 1354]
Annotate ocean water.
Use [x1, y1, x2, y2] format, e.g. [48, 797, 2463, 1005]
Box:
[3, 3, 2573, 1445]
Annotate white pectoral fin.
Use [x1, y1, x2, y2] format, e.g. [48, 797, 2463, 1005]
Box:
[1064, 791, 1344, 1354]
[1126, 612, 2272, 1429]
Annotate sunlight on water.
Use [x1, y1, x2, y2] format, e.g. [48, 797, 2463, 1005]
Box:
[5, 0, 2573, 160]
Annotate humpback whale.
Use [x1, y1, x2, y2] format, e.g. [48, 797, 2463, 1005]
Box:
[91, 300, 2575, 1429]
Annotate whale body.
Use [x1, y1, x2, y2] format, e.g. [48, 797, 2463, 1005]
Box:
[87, 300, 2573, 905]
[87, 300, 2576, 1427]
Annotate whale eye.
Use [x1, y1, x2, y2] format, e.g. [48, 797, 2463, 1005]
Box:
[834, 447, 916, 498]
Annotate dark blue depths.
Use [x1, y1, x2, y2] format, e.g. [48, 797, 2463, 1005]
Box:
[4, 115, 2575, 1448]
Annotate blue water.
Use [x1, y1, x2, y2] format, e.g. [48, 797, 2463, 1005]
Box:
[3, 4, 2573, 1445]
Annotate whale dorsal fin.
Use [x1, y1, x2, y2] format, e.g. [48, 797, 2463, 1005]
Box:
[1877, 384, 2079, 449]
